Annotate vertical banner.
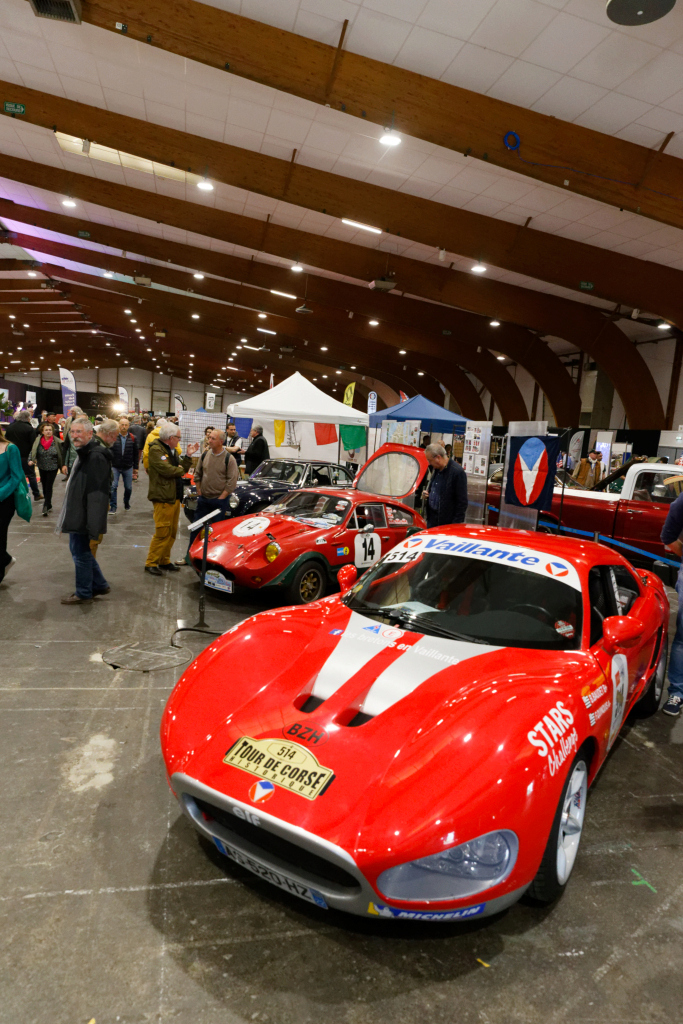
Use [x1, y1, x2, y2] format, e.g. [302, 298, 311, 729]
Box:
[174, 393, 184, 419]
[498, 421, 549, 530]
[134, 397, 140, 413]
[118, 386, 129, 410]
[367, 391, 377, 415]
[274, 419, 286, 447]
[343, 382, 356, 407]
[269, 373, 274, 389]
[399, 391, 408, 403]
[205, 392, 216, 410]
[504, 436, 560, 510]
[58, 367, 76, 417]
[463, 421, 493, 525]
[567, 430, 584, 471]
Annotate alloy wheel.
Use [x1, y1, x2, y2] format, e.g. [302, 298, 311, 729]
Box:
[556, 760, 587, 885]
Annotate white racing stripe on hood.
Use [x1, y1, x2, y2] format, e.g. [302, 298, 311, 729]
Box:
[360, 635, 501, 718]
[311, 611, 401, 701]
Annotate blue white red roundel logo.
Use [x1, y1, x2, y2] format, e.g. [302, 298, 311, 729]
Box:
[249, 780, 275, 804]
[546, 561, 569, 578]
[513, 437, 549, 506]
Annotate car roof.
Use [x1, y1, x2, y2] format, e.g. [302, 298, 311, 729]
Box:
[260, 458, 348, 467]
[424, 524, 632, 572]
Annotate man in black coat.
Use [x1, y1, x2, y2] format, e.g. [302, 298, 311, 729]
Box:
[244, 423, 270, 476]
[424, 443, 468, 528]
[57, 417, 113, 605]
[5, 409, 40, 499]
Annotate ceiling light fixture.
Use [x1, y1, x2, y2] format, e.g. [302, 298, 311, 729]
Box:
[341, 218, 382, 235]
[320, 346, 328, 351]
[270, 290, 297, 299]
[124, 309, 132, 314]
[380, 128, 401, 147]
[191, 314, 200, 319]
[350, 365, 356, 369]
[257, 327, 276, 335]
[62, 198, 76, 207]
[369, 319, 379, 326]
[497, 355, 505, 361]
[258, 312, 267, 319]
[291, 262, 303, 273]
[471, 262, 487, 274]
[193, 272, 205, 280]
[103, 271, 113, 278]
[417, 371, 424, 376]
[658, 322, 671, 330]
[335, 370, 341, 374]
[197, 177, 214, 191]
[399, 349, 406, 354]
[27, 271, 36, 278]
[490, 320, 500, 327]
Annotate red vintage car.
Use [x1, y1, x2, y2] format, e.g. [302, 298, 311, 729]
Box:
[162, 526, 668, 921]
[188, 444, 429, 604]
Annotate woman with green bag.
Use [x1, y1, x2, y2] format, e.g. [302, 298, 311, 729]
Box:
[0, 424, 31, 584]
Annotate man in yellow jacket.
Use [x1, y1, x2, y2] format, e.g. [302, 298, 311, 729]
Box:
[144, 422, 199, 576]
[142, 418, 182, 470]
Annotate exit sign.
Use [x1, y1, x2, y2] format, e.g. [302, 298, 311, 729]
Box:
[580, 281, 594, 290]
[3, 101, 25, 115]
[78, 230, 90, 238]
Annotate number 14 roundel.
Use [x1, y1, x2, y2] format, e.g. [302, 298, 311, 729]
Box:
[504, 435, 560, 511]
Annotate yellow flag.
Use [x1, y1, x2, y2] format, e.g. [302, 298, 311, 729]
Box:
[274, 419, 286, 447]
[343, 382, 355, 407]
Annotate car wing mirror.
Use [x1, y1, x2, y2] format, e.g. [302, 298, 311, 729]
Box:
[603, 615, 645, 652]
[337, 564, 358, 594]
[361, 523, 375, 534]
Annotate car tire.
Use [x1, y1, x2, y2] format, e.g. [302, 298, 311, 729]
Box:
[287, 561, 326, 605]
[526, 750, 589, 905]
[634, 635, 668, 718]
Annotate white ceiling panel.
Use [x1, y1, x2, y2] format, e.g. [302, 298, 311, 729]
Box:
[394, 26, 464, 78]
[469, 0, 557, 58]
[617, 51, 683, 105]
[520, 12, 610, 74]
[570, 32, 660, 90]
[440, 43, 514, 91]
[486, 60, 562, 107]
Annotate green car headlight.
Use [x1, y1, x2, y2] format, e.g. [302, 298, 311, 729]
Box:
[265, 541, 281, 563]
[377, 830, 518, 902]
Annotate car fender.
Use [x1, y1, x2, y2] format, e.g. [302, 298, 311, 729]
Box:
[264, 549, 336, 588]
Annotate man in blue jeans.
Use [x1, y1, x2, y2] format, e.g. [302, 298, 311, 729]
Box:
[109, 416, 139, 514]
[194, 429, 239, 524]
[661, 491, 683, 715]
[57, 417, 112, 605]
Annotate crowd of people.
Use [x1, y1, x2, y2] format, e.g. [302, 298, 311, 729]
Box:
[0, 408, 271, 600]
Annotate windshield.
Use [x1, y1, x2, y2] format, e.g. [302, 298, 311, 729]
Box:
[344, 542, 582, 650]
[356, 451, 421, 496]
[265, 490, 351, 524]
[251, 460, 306, 484]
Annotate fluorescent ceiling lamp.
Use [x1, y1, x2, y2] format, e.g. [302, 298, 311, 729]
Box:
[471, 262, 487, 274]
[490, 320, 500, 327]
[191, 314, 200, 319]
[197, 178, 214, 191]
[291, 263, 303, 272]
[62, 198, 76, 207]
[380, 129, 401, 146]
[193, 272, 205, 279]
[369, 320, 379, 326]
[341, 218, 382, 235]
[271, 290, 297, 299]
[257, 327, 276, 335]
[258, 312, 267, 318]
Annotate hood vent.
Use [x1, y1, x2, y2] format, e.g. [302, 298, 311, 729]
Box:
[29, 0, 82, 22]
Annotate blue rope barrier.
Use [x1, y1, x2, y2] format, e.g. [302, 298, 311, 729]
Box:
[484, 506, 679, 569]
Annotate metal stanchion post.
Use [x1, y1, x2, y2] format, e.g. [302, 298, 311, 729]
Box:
[173, 507, 223, 644]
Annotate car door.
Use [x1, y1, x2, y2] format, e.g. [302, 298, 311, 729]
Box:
[613, 468, 679, 558]
[384, 503, 416, 549]
[604, 563, 659, 702]
[351, 502, 387, 569]
[586, 566, 629, 756]
[329, 464, 354, 487]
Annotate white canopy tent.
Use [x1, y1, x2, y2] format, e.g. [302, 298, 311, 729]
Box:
[227, 372, 369, 427]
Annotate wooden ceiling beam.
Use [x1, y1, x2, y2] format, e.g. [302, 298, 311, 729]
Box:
[44, 266, 530, 422]
[0, 196, 665, 428]
[11, 227, 577, 423]
[74, 0, 683, 230]
[2, 81, 681, 317]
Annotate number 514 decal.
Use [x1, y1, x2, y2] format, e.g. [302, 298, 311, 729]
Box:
[354, 532, 382, 568]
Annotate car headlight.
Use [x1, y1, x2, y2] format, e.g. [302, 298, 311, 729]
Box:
[228, 493, 240, 508]
[265, 541, 281, 563]
[377, 830, 518, 902]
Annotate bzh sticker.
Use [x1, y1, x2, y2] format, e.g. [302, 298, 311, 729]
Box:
[608, 654, 628, 748]
[527, 701, 578, 776]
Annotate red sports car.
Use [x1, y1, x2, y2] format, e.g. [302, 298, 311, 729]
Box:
[189, 487, 426, 604]
[162, 526, 668, 921]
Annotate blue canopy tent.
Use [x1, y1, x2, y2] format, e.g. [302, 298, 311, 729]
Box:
[369, 394, 467, 435]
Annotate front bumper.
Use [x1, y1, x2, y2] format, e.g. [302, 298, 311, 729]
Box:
[172, 772, 528, 920]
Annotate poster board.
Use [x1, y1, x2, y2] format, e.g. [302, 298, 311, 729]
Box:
[380, 419, 421, 447]
[463, 421, 492, 525]
[179, 410, 227, 448]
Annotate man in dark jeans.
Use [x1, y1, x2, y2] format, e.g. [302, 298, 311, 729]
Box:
[109, 416, 139, 513]
[194, 429, 239, 523]
[57, 418, 112, 605]
[5, 409, 40, 500]
[423, 442, 468, 527]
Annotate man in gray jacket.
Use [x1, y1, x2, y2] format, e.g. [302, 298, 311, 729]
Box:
[57, 417, 113, 605]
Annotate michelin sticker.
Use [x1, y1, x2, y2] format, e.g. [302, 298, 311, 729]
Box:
[232, 516, 270, 538]
[608, 654, 628, 748]
[354, 532, 381, 568]
[384, 535, 581, 591]
[368, 902, 485, 921]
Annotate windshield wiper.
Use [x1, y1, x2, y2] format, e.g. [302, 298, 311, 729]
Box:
[382, 608, 490, 644]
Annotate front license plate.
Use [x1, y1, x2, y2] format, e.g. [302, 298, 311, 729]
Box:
[212, 836, 328, 908]
[204, 570, 233, 594]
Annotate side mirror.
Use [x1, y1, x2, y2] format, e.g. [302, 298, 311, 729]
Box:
[362, 523, 375, 534]
[603, 615, 644, 652]
[337, 564, 358, 594]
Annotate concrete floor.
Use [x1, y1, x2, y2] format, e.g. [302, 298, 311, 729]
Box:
[1, 478, 683, 1024]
